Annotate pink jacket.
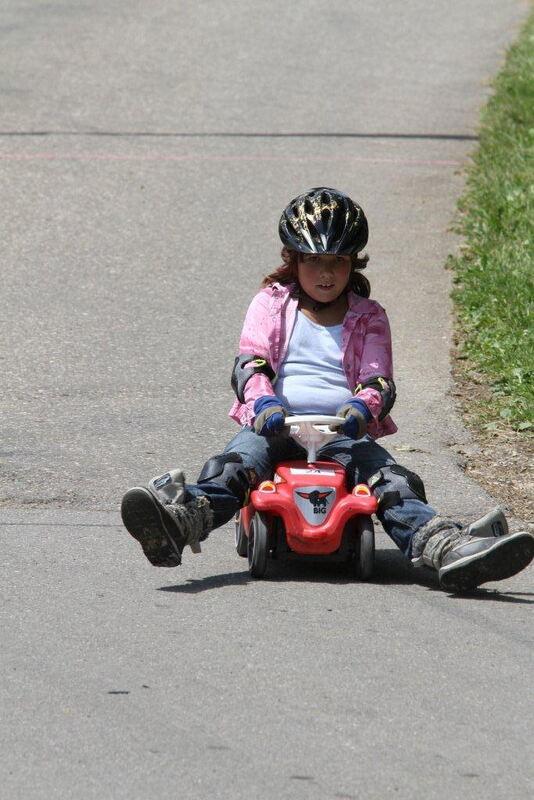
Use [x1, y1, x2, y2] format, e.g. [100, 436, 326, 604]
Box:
[229, 282, 398, 439]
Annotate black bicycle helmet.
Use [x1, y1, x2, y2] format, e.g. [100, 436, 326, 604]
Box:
[279, 187, 368, 255]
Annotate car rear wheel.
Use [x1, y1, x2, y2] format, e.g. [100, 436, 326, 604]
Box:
[348, 515, 375, 580]
[248, 512, 269, 578]
[234, 512, 248, 558]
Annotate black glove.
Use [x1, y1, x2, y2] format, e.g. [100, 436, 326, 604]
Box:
[337, 398, 372, 440]
[253, 396, 287, 436]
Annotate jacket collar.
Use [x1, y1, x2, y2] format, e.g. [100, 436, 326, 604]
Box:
[346, 292, 378, 316]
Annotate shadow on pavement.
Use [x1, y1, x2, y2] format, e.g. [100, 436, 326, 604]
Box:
[374, 548, 437, 587]
[158, 548, 440, 592]
[374, 550, 534, 603]
[446, 590, 534, 604]
[158, 549, 533, 601]
[159, 570, 251, 593]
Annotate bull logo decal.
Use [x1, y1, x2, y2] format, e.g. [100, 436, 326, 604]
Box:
[296, 490, 333, 513]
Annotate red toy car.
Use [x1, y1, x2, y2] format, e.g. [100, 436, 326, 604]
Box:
[235, 415, 378, 579]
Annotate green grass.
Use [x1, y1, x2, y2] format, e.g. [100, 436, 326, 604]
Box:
[448, 10, 534, 432]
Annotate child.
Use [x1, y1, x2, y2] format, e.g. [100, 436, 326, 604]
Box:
[121, 187, 533, 592]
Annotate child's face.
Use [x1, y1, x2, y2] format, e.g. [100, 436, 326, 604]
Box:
[297, 253, 352, 303]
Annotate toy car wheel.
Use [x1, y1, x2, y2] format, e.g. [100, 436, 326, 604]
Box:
[349, 516, 375, 580]
[358, 517, 375, 580]
[248, 512, 269, 578]
[234, 512, 248, 558]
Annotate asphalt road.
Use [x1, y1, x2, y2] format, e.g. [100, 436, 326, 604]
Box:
[1, 2, 532, 799]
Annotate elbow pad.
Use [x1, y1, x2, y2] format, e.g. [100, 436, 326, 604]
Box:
[231, 354, 276, 403]
[354, 376, 396, 421]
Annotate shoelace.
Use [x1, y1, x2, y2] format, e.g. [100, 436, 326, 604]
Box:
[166, 496, 214, 553]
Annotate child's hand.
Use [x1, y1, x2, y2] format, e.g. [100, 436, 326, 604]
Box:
[337, 398, 372, 440]
[253, 396, 287, 437]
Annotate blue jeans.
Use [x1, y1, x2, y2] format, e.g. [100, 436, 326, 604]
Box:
[186, 427, 436, 558]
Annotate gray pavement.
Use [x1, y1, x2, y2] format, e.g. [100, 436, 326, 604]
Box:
[1, 2, 532, 798]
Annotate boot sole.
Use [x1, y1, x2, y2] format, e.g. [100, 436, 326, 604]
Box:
[439, 531, 534, 592]
[121, 487, 183, 567]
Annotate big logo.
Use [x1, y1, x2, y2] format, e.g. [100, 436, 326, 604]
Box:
[296, 489, 332, 511]
[294, 486, 336, 526]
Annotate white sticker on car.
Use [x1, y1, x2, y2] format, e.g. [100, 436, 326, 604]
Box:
[290, 468, 336, 476]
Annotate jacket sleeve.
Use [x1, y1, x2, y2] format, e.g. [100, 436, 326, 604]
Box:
[237, 291, 277, 410]
[354, 306, 394, 421]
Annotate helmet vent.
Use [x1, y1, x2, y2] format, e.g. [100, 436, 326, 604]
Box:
[306, 218, 321, 246]
[304, 197, 314, 217]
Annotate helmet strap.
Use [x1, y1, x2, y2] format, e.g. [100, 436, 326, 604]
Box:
[311, 287, 348, 312]
[312, 299, 337, 312]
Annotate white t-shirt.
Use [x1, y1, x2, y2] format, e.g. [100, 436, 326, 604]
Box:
[274, 312, 353, 415]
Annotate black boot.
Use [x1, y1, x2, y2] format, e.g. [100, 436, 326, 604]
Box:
[412, 510, 534, 592]
[121, 469, 214, 567]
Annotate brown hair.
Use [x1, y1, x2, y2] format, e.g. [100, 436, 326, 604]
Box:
[261, 247, 371, 298]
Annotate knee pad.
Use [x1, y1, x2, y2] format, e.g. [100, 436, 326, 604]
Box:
[368, 464, 427, 514]
[197, 453, 250, 506]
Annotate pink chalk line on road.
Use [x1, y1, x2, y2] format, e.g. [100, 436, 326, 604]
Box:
[0, 152, 465, 167]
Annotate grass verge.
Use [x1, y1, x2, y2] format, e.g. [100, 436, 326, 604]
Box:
[448, 10, 533, 434]
[448, 11, 533, 521]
